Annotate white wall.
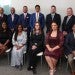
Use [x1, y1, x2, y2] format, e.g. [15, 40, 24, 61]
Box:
[10, 0, 75, 21]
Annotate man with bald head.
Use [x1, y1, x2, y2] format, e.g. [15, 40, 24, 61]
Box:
[0, 7, 7, 25]
[7, 7, 19, 32]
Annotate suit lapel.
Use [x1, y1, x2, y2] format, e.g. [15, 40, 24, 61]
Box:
[66, 16, 72, 24]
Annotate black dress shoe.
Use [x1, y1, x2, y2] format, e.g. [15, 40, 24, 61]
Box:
[32, 68, 37, 74]
[27, 66, 33, 71]
[19, 65, 22, 71]
[15, 65, 19, 69]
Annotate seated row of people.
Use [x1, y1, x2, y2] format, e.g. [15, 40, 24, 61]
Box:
[0, 21, 75, 75]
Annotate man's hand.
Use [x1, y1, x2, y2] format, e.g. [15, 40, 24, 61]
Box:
[63, 31, 68, 36]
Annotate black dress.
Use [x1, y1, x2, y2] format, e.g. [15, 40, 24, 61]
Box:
[0, 30, 12, 52]
[28, 31, 45, 68]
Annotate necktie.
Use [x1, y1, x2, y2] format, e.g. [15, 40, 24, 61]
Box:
[36, 13, 39, 22]
[12, 15, 14, 21]
[51, 14, 54, 20]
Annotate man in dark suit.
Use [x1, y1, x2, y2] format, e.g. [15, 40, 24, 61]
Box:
[7, 7, 19, 32]
[46, 5, 61, 33]
[0, 7, 7, 25]
[65, 24, 75, 75]
[62, 7, 75, 36]
[19, 6, 31, 52]
[30, 5, 45, 30]
[19, 6, 31, 31]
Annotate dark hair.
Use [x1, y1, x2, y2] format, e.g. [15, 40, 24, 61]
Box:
[23, 6, 28, 8]
[0, 21, 9, 32]
[35, 5, 40, 9]
[51, 5, 56, 9]
[14, 24, 23, 41]
[50, 21, 59, 31]
[33, 22, 42, 34]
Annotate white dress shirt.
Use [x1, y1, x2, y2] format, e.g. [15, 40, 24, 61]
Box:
[24, 13, 27, 19]
[66, 16, 72, 24]
[51, 13, 55, 20]
[36, 12, 39, 22]
[0, 14, 3, 17]
[11, 14, 14, 21]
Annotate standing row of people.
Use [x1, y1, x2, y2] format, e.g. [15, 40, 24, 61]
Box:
[0, 5, 75, 33]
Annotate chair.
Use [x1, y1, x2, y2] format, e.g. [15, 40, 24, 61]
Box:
[73, 57, 75, 60]
[37, 52, 43, 66]
[23, 50, 26, 65]
[5, 48, 11, 65]
[65, 55, 75, 69]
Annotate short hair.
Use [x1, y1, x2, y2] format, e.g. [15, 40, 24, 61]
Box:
[67, 7, 73, 11]
[51, 5, 56, 9]
[0, 7, 4, 11]
[35, 5, 40, 9]
[23, 6, 28, 8]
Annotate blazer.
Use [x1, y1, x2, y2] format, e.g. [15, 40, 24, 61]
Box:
[0, 14, 7, 25]
[64, 32, 75, 55]
[62, 15, 75, 33]
[30, 13, 45, 30]
[19, 13, 31, 28]
[7, 14, 19, 29]
[46, 13, 61, 32]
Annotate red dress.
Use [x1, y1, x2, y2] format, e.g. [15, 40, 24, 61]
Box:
[44, 31, 64, 59]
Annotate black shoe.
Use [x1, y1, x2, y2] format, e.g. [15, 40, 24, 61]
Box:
[27, 66, 33, 71]
[19, 65, 22, 71]
[32, 68, 37, 74]
[15, 65, 19, 69]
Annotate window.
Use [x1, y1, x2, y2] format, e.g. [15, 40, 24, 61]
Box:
[0, 0, 11, 6]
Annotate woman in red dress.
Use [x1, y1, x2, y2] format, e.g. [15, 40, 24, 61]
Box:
[44, 22, 64, 75]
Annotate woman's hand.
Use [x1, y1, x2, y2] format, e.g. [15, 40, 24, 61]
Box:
[72, 51, 75, 56]
[32, 45, 37, 50]
[48, 48, 53, 52]
[17, 46, 22, 50]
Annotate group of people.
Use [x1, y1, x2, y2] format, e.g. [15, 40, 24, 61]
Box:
[0, 4, 75, 75]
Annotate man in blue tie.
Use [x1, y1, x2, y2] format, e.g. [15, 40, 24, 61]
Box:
[30, 5, 45, 30]
[7, 7, 19, 32]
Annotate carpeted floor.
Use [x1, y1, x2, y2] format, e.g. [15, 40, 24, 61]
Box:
[0, 55, 71, 75]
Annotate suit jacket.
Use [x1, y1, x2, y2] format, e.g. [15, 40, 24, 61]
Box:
[30, 13, 45, 30]
[19, 13, 31, 28]
[7, 14, 19, 29]
[46, 13, 61, 32]
[65, 32, 75, 55]
[62, 15, 75, 33]
[0, 14, 7, 25]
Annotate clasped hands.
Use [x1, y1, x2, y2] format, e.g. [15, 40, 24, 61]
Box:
[32, 45, 37, 50]
[48, 47, 55, 52]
